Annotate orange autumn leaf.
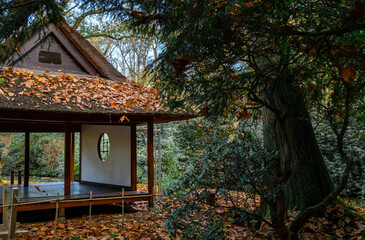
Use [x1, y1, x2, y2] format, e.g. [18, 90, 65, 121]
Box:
[119, 115, 130, 123]
[144, 102, 152, 111]
[340, 66, 356, 83]
[125, 101, 132, 108]
[244, 1, 257, 7]
[242, 110, 252, 120]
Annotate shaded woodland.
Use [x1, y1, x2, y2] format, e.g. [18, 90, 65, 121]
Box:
[0, 0, 364, 239]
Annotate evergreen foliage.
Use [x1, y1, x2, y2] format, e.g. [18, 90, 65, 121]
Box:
[0, 132, 81, 182]
[0, 0, 66, 63]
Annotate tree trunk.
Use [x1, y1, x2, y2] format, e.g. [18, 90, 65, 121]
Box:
[263, 72, 334, 211]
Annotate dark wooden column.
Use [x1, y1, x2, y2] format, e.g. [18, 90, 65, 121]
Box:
[64, 125, 71, 196]
[24, 132, 30, 187]
[79, 131, 82, 182]
[131, 124, 137, 191]
[70, 132, 75, 182]
[147, 117, 154, 207]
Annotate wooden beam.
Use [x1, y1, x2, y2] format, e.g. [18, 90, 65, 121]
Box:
[24, 131, 30, 187]
[0, 195, 151, 213]
[64, 125, 71, 196]
[70, 132, 75, 182]
[0, 110, 151, 125]
[0, 109, 194, 126]
[131, 125, 137, 191]
[0, 122, 81, 133]
[147, 117, 154, 207]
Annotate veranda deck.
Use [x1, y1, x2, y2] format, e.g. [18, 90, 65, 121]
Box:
[0, 182, 150, 213]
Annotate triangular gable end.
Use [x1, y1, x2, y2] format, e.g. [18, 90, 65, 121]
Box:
[12, 32, 91, 75]
[6, 24, 101, 77]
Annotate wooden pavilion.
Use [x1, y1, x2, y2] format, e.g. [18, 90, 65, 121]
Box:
[0, 21, 192, 212]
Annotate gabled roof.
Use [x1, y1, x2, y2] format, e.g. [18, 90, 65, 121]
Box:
[0, 22, 196, 125]
[4, 21, 126, 82]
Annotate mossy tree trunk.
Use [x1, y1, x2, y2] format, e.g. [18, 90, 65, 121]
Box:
[261, 71, 334, 238]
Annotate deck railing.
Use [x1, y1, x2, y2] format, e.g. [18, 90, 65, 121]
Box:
[1, 183, 157, 239]
[6, 170, 22, 185]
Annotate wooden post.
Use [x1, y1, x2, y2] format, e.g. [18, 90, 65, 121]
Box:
[122, 188, 125, 230]
[131, 125, 137, 191]
[58, 208, 65, 219]
[24, 132, 30, 187]
[89, 191, 92, 232]
[147, 117, 154, 207]
[79, 131, 82, 182]
[54, 192, 60, 233]
[158, 130, 162, 198]
[17, 171, 21, 185]
[2, 184, 9, 229]
[70, 132, 75, 182]
[10, 171, 14, 185]
[64, 125, 71, 196]
[8, 188, 18, 240]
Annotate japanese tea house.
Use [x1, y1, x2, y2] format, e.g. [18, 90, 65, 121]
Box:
[0, 21, 192, 212]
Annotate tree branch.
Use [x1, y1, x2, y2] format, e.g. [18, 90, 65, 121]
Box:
[72, 8, 122, 28]
[279, 23, 365, 37]
[85, 33, 134, 41]
[0, 1, 37, 12]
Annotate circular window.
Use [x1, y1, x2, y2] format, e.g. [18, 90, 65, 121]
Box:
[98, 133, 110, 162]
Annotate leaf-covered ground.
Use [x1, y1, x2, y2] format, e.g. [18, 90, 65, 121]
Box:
[15, 194, 365, 240]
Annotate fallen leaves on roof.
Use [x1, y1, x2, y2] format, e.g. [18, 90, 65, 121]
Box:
[0, 67, 167, 113]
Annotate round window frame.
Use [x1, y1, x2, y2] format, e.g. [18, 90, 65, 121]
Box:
[97, 133, 110, 162]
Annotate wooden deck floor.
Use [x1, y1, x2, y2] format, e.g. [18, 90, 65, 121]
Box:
[0, 182, 150, 212]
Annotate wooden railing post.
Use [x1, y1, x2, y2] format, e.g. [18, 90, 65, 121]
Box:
[89, 191, 92, 232]
[2, 184, 9, 229]
[54, 192, 60, 233]
[8, 188, 18, 240]
[17, 171, 21, 185]
[10, 171, 14, 185]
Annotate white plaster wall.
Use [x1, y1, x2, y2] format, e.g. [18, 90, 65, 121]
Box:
[81, 125, 131, 186]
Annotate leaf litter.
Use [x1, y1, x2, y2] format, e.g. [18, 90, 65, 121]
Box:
[16, 191, 365, 239]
